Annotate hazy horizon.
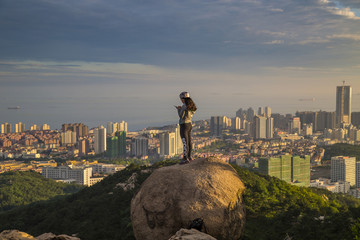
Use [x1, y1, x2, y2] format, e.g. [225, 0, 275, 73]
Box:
[1, 0, 360, 131]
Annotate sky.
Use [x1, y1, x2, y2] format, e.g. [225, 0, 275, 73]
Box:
[1, 0, 360, 131]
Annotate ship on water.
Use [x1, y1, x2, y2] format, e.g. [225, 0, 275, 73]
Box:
[8, 106, 20, 110]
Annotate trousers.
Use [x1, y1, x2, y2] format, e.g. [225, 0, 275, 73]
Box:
[180, 123, 193, 160]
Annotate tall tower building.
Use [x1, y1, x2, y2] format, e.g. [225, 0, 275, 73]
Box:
[266, 117, 274, 138]
[159, 132, 176, 157]
[289, 117, 301, 134]
[94, 126, 107, 154]
[116, 131, 127, 157]
[253, 115, 267, 139]
[210, 116, 223, 136]
[232, 117, 241, 130]
[246, 108, 255, 122]
[15, 122, 25, 133]
[119, 121, 128, 132]
[265, 106, 271, 118]
[258, 107, 264, 116]
[253, 115, 273, 139]
[61, 130, 77, 146]
[336, 84, 352, 126]
[259, 155, 310, 186]
[1, 123, 11, 134]
[331, 156, 356, 186]
[41, 124, 50, 131]
[78, 138, 90, 157]
[106, 136, 119, 158]
[62, 123, 89, 139]
[134, 137, 149, 157]
[174, 124, 183, 154]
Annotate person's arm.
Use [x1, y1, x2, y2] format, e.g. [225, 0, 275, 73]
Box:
[178, 105, 186, 119]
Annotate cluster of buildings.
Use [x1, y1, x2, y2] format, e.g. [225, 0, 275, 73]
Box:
[258, 155, 311, 186]
[309, 156, 360, 198]
[42, 161, 125, 186]
[210, 106, 274, 139]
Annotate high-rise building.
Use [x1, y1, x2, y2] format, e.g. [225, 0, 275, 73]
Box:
[1, 123, 11, 134]
[303, 123, 313, 136]
[265, 106, 271, 118]
[107, 122, 115, 135]
[289, 117, 301, 134]
[259, 155, 310, 186]
[266, 117, 274, 138]
[78, 137, 90, 157]
[116, 131, 127, 157]
[331, 156, 356, 186]
[15, 122, 25, 133]
[246, 108, 255, 122]
[253, 115, 267, 139]
[107, 121, 128, 135]
[106, 131, 127, 158]
[291, 155, 311, 186]
[236, 108, 245, 118]
[30, 124, 39, 131]
[61, 130, 77, 146]
[258, 107, 263, 116]
[314, 111, 336, 131]
[94, 126, 106, 154]
[336, 84, 352, 126]
[62, 123, 89, 139]
[41, 124, 50, 131]
[160, 132, 176, 157]
[210, 116, 223, 136]
[253, 115, 273, 139]
[106, 136, 119, 158]
[232, 117, 241, 130]
[356, 162, 360, 188]
[119, 121, 128, 132]
[133, 137, 149, 157]
[174, 124, 183, 154]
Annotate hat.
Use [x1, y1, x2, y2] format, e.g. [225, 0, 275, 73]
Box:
[179, 91, 190, 99]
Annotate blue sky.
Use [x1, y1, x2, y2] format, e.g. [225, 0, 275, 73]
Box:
[1, 0, 360, 130]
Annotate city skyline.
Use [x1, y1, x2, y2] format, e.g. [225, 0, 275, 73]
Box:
[1, 0, 360, 130]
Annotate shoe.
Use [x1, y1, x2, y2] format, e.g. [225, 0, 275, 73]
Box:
[179, 159, 190, 165]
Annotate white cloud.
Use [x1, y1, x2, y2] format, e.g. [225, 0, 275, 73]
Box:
[329, 34, 360, 40]
[263, 40, 284, 44]
[319, 0, 360, 19]
[331, 6, 360, 19]
[269, 8, 284, 12]
[295, 38, 331, 45]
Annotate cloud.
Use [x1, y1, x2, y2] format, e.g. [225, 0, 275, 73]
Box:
[329, 34, 360, 40]
[263, 40, 285, 45]
[269, 8, 284, 12]
[319, 0, 360, 19]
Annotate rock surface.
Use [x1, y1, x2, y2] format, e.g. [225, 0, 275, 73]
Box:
[168, 228, 217, 240]
[0, 230, 80, 240]
[131, 157, 246, 240]
[0, 230, 36, 240]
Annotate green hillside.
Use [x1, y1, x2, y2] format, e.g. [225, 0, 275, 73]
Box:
[0, 171, 82, 211]
[0, 161, 360, 240]
[324, 143, 360, 160]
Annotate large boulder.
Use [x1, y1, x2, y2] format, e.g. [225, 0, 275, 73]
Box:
[169, 228, 217, 240]
[131, 158, 246, 240]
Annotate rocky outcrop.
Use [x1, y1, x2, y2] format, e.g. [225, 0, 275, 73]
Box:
[0, 230, 36, 240]
[131, 157, 246, 240]
[0, 230, 80, 240]
[168, 228, 217, 240]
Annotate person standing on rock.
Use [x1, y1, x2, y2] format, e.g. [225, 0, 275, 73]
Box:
[175, 91, 197, 164]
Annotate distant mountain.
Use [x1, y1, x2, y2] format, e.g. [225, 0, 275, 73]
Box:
[0, 171, 82, 211]
[0, 160, 360, 240]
